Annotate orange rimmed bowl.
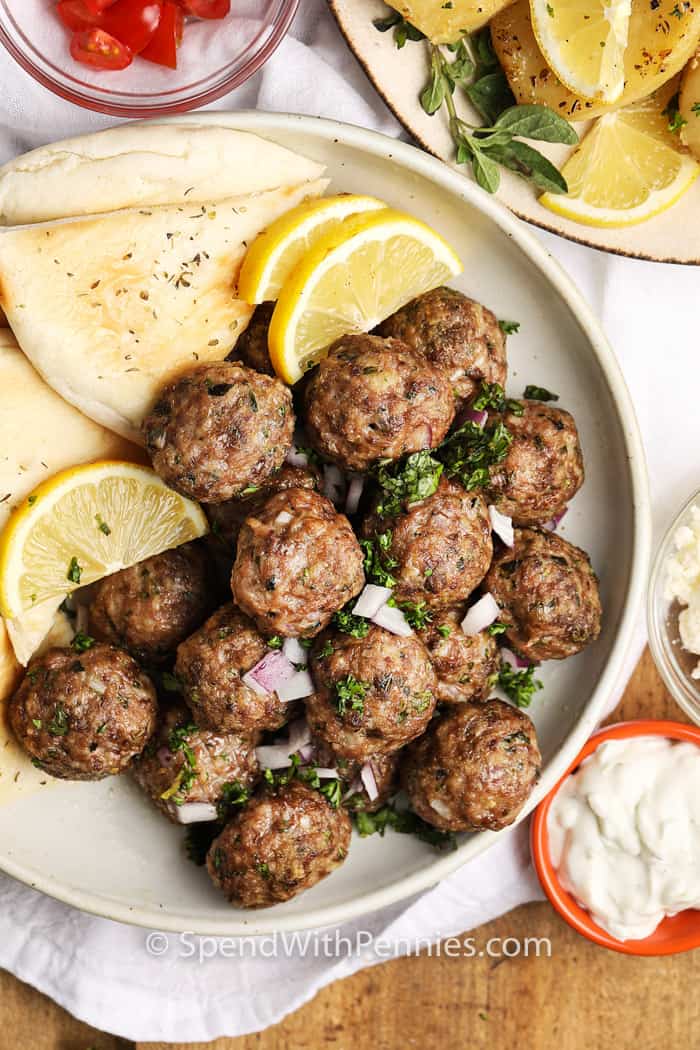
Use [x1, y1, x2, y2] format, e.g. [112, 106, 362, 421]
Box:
[531, 719, 700, 956]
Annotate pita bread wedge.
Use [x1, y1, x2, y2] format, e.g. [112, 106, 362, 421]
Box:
[0, 122, 326, 225]
[0, 178, 327, 443]
[0, 331, 142, 802]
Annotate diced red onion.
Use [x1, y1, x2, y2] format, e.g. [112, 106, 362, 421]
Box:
[172, 803, 218, 825]
[345, 475, 365, 515]
[287, 718, 312, 754]
[543, 508, 568, 532]
[315, 767, 339, 779]
[501, 647, 530, 669]
[283, 637, 308, 666]
[342, 776, 363, 801]
[488, 504, 514, 547]
[276, 668, 314, 702]
[298, 742, 315, 763]
[461, 593, 500, 636]
[371, 602, 413, 637]
[466, 408, 487, 427]
[323, 464, 346, 506]
[242, 650, 295, 696]
[285, 445, 310, 469]
[255, 744, 295, 769]
[430, 798, 452, 820]
[353, 584, 393, 619]
[360, 761, 379, 802]
[275, 510, 293, 526]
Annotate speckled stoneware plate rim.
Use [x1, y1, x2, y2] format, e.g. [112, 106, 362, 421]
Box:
[328, 0, 700, 266]
[0, 112, 651, 935]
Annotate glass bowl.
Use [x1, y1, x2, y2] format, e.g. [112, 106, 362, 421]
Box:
[648, 488, 700, 725]
[0, 0, 299, 118]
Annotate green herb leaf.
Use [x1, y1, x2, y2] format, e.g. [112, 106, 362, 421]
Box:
[353, 803, 457, 851]
[498, 662, 543, 708]
[375, 450, 443, 517]
[488, 621, 508, 636]
[266, 635, 283, 650]
[333, 606, 371, 638]
[48, 704, 69, 737]
[360, 532, 399, 588]
[523, 384, 559, 402]
[483, 139, 568, 194]
[492, 104, 579, 144]
[67, 556, 82, 584]
[470, 143, 501, 193]
[437, 419, 512, 490]
[71, 631, 95, 653]
[466, 71, 515, 124]
[391, 598, 433, 630]
[217, 780, 250, 820]
[421, 49, 447, 115]
[499, 319, 520, 335]
[333, 674, 369, 717]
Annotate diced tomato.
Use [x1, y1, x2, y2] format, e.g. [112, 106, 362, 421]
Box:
[70, 27, 133, 68]
[141, 1, 183, 67]
[176, 0, 230, 18]
[82, 0, 118, 12]
[100, 0, 162, 54]
[55, 0, 103, 31]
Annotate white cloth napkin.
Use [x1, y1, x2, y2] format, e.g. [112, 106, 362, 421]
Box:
[0, 0, 695, 1041]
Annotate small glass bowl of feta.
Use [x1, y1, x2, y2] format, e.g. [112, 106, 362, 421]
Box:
[648, 489, 700, 726]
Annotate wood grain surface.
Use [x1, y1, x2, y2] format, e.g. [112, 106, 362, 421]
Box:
[1, 648, 696, 1050]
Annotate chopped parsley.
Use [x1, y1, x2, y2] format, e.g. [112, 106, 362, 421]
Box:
[95, 514, 112, 536]
[389, 597, 433, 630]
[360, 530, 398, 588]
[523, 384, 559, 402]
[488, 621, 508, 636]
[266, 635, 283, 650]
[498, 662, 543, 708]
[217, 780, 250, 820]
[263, 754, 343, 809]
[160, 671, 182, 693]
[437, 419, 512, 490]
[471, 381, 522, 415]
[48, 704, 69, 737]
[374, 450, 443, 517]
[436, 623, 452, 638]
[315, 639, 335, 659]
[66, 556, 82, 584]
[332, 605, 370, 638]
[354, 803, 457, 852]
[71, 631, 95, 653]
[161, 722, 198, 803]
[498, 319, 520, 335]
[372, 7, 425, 48]
[333, 674, 369, 717]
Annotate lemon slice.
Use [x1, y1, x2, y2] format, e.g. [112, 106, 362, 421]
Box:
[540, 85, 700, 227]
[267, 209, 463, 384]
[0, 461, 208, 619]
[238, 194, 387, 304]
[530, 0, 631, 103]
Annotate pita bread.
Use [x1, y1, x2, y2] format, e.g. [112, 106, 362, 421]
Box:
[0, 122, 326, 225]
[0, 178, 327, 443]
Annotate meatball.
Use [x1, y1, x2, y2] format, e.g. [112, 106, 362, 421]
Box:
[230, 302, 274, 375]
[485, 527, 602, 662]
[401, 700, 541, 832]
[363, 477, 492, 609]
[175, 604, 293, 733]
[143, 362, 294, 503]
[207, 779, 351, 908]
[232, 488, 365, 638]
[306, 625, 437, 762]
[303, 334, 455, 472]
[486, 400, 584, 526]
[377, 287, 507, 405]
[9, 643, 157, 781]
[205, 464, 320, 552]
[419, 608, 499, 703]
[131, 704, 259, 822]
[89, 543, 212, 665]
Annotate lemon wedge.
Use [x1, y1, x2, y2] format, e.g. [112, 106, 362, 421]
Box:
[530, 0, 631, 103]
[540, 86, 700, 227]
[237, 194, 387, 304]
[267, 209, 463, 384]
[0, 461, 208, 619]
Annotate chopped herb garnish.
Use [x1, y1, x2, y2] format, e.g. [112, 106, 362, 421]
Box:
[95, 514, 112, 535]
[333, 674, 369, 717]
[523, 385, 559, 402]
[354, 803, 457, 851]
[332, 605, 370, 638]
[67, 557, 82, 584]
[437, 419, 512, 490]
[360, 531, 399, 588]
[372, 6, 425, 48]
[161, 722, 198, 802]
[390, 597, 433, 630]
[48, 704, 70, 736]
[160, 671, 182, 693]
[499, 319, 520, 335]
[217, 780, 250, 820]
[267, 635, 283, 650]
[437, 623, 452, 638]
[498, 661, 543, 708]
[375, 450, 443, 517]
[71, 631, 95, 653]
[488, 621, 508, 636]
[316, 639, 335, 659]
[472, 380, 522, 415]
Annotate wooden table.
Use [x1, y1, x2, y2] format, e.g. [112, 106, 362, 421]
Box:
[2, 648, 697, 1050]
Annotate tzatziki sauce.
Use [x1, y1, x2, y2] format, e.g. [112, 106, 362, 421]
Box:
[548, 735, 700, 941]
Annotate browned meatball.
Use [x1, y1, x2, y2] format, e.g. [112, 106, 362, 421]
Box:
[401, 700, 541, 832]
[143, 362, 294, 503]
[485, 527, 602, 662]
[131, 704, 259, 822]
[303, 334, 455, 472]
[205, 464, 321, 552]
[377, 287, 507, 405]
[207, 779, 351, 908]
[232, 488, 365, 638]
[363, 477, 492, 609]
[9, 643, 157, 781]
[486, 400, 584, 526]
[230, 302, 274, 375]
[306, 625, 437, 762]
[419, 608, 499, 703]
[89, 544, 212, 666]
[175, 604, 293, 733]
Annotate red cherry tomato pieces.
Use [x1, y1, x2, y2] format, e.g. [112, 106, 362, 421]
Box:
[70, 27, 133, 69]
[55, 0, 228, 71]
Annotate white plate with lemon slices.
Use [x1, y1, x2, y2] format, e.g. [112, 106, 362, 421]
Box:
[0, 112, 650, 934]
[330, 0, 700, 264]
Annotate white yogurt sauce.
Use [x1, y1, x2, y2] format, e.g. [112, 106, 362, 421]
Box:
[664, 503, 700, 678]
[548, 736, 700, 941]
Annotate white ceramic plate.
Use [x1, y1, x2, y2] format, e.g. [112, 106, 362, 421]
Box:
[329, 0, 700, 266]
[0, 112, 651, 934]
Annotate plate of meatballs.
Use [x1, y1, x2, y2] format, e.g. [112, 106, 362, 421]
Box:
[0, 114, 650, 934]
